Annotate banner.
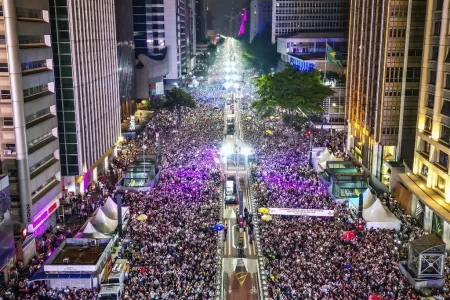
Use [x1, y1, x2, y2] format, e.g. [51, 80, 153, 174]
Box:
[268, 208, 334, 217]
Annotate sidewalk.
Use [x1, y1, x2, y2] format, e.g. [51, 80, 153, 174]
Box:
[121, 109, 154, 136]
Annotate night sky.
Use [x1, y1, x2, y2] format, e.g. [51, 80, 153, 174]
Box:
[208, 0, 248, 36]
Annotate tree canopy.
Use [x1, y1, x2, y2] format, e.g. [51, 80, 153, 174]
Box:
[163, 88, 196, 111]
[252, 65, 335, 122]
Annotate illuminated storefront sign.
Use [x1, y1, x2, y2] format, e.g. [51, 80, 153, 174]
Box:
[33, 200, 60, 230]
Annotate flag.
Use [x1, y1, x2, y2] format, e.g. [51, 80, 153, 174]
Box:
[415, 201, 424, 218]
[326, 44, 342, 67]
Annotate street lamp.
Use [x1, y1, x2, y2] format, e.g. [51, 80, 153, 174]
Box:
[142, 145, 147, 173]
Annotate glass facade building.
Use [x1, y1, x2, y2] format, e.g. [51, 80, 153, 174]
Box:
[50, 0, 121, 193]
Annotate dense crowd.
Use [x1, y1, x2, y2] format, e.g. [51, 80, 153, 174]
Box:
[117, 106, 223, 299]
[242, 114, 450, 299]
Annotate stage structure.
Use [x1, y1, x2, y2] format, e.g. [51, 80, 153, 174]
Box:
[399, 234, 446, 290]
[116, 154, 160, 192]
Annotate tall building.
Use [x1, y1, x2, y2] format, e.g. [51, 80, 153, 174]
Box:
[249, 0, 271, 43]
[132, 0, 196, 86]
[398, 0, 450, 247]
[346, 0, 426, 187]
[271, 0, 349, 44]
[196, 0, 207, 42]
[49, 0, 121, 193]
[0, 0, 62, 235]
[115, 0, 135, 121]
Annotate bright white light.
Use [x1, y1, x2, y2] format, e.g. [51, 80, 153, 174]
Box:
[225, 75, 230, 81]
[242, 146, 251, 156]
[224, 82, 232, 89]
[221, 144, 233, 156]
[233, 82, 239, 88]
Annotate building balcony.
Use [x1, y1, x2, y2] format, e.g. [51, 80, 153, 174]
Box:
[24, 90, 53, 104]
[25, 113, 55, 129]
[30, 157, 58, 180]
[31, 179, 60, 205]
[399, 173, 450, 222]
[28, 135, 57, 155]
[22, 67, 51, 76]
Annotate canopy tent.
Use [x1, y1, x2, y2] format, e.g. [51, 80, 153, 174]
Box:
[101, 197, 129, 220]
[317, 149, 331, 163]
[363, 199, 401, 231]
[91, 209, 118, 234]
[75, 222, 110, 239]
[362, 188, 376, 209]
[318, 153, 343, 170]
[348, 188, 376, 212]
[102, 197, 118, 219]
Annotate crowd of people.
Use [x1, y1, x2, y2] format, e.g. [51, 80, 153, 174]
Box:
[116, 106, 223, 299]
[242, 114, 450, 299]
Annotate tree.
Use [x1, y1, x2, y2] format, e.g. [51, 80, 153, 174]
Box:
[252, 65, 335, 124]
[238, 24, 279, 74]
[163, 88, 196, 123]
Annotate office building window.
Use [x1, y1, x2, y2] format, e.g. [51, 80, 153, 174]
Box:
[427, 93, 435, 108]
[421, 164, 429, 178]
[446, 74, 450, 89]
[436, 0, 444, 10]
[442, 99, 450, 117]
[423, 141, 431, 155]
[441, 125, 450, 144]
[0, 90, 10, 100]
[425, 116, 432, 132]
[429, 70, 437, 84]
[434, 21, 442, 36]
[432, 45, 439, 60]
[438, 151, 448, 169]
[437, 175, 446, 192]
[3, 118, 13, 126]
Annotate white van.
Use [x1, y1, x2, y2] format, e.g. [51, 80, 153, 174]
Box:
[107, 259, 127, 284]
[226, 180, 234, 196]
[98, 284, 124, 300]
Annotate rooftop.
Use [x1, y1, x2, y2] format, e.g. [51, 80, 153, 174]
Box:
[279, 31, 348, 39]
[48, 242, 107, 265]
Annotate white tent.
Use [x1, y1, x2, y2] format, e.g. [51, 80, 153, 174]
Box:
[102, 197, 118, 220]
[362, 188, 375, 209]
[76, 222, 109, 239]
[101, 196, 129, 221]
[363, 199, 401, 231]
[318, 153, 343, 170]
[317, 150, 331, 163]
[91, 209, 118, 234]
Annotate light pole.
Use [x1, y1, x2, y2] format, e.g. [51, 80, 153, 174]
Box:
[142, 144, 147, 174]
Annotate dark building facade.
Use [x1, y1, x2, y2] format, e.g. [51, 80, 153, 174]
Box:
[115, 0, 136, 119]
[196, 0, 207, 42]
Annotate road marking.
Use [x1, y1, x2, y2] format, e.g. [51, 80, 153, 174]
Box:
[235, 272, 248, 286]
[228, 219, 232, 255]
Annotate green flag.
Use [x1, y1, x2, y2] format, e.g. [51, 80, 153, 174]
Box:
[327, 44, 342, 67]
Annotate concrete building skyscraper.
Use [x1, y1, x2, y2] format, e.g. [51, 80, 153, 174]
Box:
[346, 0, 426, 186]
[398, 0, 450, 246]
[49, 0, 121, 193]
[271, 0, 349, 44]
[0, 0, 62, 235]
[132, 0, 196, 86]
